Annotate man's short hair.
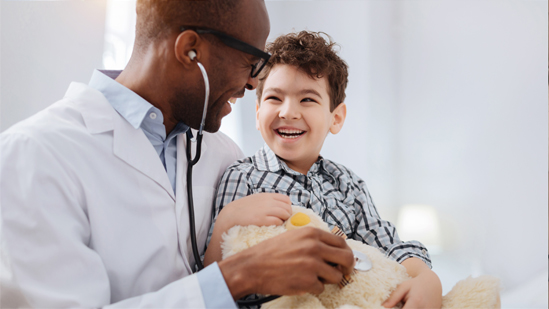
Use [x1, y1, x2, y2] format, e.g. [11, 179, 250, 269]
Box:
[135, 0, 239, 49]
[256, 31, 349, 111]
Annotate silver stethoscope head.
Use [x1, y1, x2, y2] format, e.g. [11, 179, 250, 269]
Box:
[191, 58, 210, 142]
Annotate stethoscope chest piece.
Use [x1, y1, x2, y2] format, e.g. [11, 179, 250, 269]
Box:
[352, 250, 372, 272]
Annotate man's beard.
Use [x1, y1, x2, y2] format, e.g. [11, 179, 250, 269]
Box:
[168, 86, 223, 133]
[169, 57, 228, 133]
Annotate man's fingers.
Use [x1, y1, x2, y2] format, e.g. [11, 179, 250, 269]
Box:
[312, 230, 354, 273]
[309, 279, 325, 295]
[314, 259, 344, 285]
[382, 283, 409, 308]
[316, 229, 349, 249]
[318, 245, 354, 275]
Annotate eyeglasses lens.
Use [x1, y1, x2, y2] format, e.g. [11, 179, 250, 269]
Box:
[251, 58, 267, 78]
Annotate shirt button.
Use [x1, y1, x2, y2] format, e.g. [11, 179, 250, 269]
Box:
[422, 249, 427, 255]
[150, 112, 157, 119]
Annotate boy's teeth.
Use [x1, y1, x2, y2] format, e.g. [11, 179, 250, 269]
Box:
[278, 129, 304, 134]
[277, 129, 305, 138]
[228, 98, 237, 104]
[280, 134, 300, 139]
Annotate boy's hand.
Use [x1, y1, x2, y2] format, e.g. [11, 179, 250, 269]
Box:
[216, 193, 292, 232]
[382, 258, 442, 309]
[204, 193, 292, 266]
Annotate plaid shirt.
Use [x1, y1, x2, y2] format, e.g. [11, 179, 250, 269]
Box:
[209, 144, 431, 267]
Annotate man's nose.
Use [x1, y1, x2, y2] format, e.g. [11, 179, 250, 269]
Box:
[245, 75, 259, 90]
[279, 101, 300, 119]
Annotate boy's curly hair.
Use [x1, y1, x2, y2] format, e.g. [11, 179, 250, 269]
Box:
[256, 31, 349, 111]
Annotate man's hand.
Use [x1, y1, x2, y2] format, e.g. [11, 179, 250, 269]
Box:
[204, 193, 292, 266]
[218, 227, 355, 299]
[382, 258, 442, 309]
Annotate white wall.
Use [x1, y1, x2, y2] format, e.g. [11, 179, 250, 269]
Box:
[0, 0, 107, 131]
[396, 0, 547, 295]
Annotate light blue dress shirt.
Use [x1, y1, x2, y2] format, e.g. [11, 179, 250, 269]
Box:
[89, 70, 237, 309]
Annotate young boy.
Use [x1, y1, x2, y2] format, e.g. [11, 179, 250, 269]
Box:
[205, 31, 442, 308]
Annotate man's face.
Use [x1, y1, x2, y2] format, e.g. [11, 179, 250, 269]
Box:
[256, 64, 338, 172]
[172, 0, 270, 133]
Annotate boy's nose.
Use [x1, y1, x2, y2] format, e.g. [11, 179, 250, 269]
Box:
[278, 101, 301, 120]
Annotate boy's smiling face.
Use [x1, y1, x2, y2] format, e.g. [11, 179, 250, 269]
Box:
[256, 64, 346, 174]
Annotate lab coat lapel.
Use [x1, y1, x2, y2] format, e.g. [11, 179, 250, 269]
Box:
[74, 82, 175, 201]
[112, 115, 176, 201]
[175, 130, 208, 271]
[72, 82, 176, 200]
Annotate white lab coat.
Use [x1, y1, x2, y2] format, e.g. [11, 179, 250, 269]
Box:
[0, 82, 244, 307]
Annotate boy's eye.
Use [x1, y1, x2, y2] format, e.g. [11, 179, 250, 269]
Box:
[301, 98, 317, 103]
[265, 96, 281, 102]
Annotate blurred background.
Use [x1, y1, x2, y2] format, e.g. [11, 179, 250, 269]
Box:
[1, 0, 547, 307]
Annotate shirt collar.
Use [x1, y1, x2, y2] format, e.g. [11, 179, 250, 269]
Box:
[253, 144, 326, 176]
[88, 69, 158, 129]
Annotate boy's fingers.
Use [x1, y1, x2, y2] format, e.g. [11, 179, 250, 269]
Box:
[261, 193, 292, 215]
[273, 200, 293, 216]
[382, 284, 409, 308]
[267, 207, 292, 221]
[264, 193, 291, 204]
[264, 216, 285, 226]
[402, 298, 421, 309]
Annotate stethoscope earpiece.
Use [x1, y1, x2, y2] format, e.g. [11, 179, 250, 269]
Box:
[188, 50, 197, 61]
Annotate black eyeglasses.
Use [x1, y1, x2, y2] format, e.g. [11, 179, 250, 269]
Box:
[180, 26, 271, 78]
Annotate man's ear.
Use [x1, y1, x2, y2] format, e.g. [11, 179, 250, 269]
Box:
[256, 100, 261, 130]
[174, 30, 203, 67]
[329, 103, 347, 134]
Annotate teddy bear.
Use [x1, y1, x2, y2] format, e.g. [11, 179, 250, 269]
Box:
[221, 206, 501, 309]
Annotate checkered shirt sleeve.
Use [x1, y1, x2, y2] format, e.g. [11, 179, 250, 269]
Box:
[344, 167, 432, 267]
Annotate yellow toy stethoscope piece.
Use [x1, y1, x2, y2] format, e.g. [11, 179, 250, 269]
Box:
[286, 210, 324, 231]
[290, 212, 311, 226]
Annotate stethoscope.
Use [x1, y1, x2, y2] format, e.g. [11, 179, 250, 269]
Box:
[185, 50, 280, 306]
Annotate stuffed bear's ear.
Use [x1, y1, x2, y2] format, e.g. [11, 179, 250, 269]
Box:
[441, 275, 501, 309]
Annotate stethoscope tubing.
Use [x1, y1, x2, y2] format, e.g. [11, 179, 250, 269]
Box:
[186, 130, 204, 270]
[186, 58, 280, 306]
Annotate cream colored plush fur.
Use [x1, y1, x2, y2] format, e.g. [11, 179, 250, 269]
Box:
[221, 206, 500, 309]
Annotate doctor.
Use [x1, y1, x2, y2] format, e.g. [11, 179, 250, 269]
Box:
[0, 0, 355, 308]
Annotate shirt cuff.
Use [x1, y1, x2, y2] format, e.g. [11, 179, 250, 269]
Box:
[385, 240, 433, 269]
[197, 262, 237, 309]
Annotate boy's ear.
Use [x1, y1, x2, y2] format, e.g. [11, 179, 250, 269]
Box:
[329, 103, 347, 134]
[255, 100, 260, 130]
